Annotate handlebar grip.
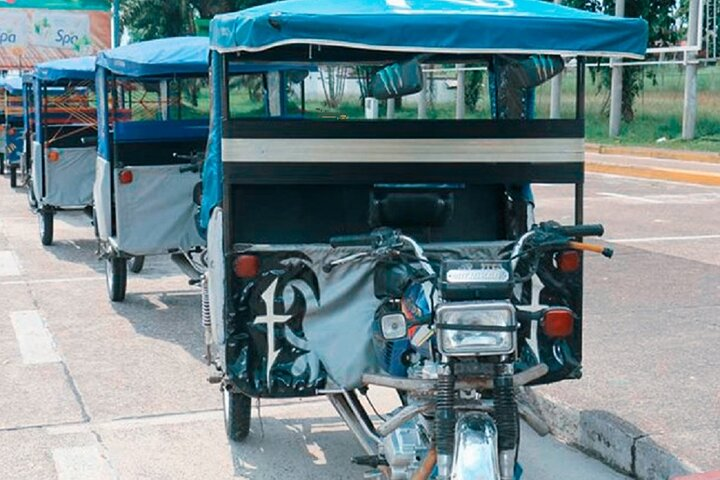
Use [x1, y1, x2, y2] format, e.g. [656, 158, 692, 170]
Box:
[179, 165, 199, 174]
[557, 224, 605, 238]
[330, 233, 380, 248]
[81, 136, 98, 146]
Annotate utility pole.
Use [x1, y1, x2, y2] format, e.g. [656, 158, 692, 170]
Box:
[549, 0, 563, 119]
[418, 71, 428, 119]
[609, 0, 625, 137]
[683, 0, 700, 140]
[455, 64, 466, 119]
[113, 0, 121, 47]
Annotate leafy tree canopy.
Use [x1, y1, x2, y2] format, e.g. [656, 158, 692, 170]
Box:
[121, 0, 276, 41]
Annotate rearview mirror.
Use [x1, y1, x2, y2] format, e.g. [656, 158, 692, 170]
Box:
[370, 60, 424, 100]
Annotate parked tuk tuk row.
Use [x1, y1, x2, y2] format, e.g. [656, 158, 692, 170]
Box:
[0, 1, 648, 478]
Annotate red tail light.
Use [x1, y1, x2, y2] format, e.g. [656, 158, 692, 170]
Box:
[119, 170, 133, 184]
[48, 150, 61, 163]
[556, 250, 581, 273]
[542, 309, 575, 338]
[233, 255, 260, 278]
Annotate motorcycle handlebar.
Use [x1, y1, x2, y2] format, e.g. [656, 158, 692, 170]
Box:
[555, 224, 605, 238]
[179, 165, 199, 174]
[330, 233, 383, 248]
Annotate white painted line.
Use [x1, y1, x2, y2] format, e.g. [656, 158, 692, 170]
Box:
[52, 446, 114, 480]
[47, 410, 224, 436]
[0, 251, 21, 276]
[597, 192, 663, 204]
[10, 311, 61, 365]
[0, 276, 102, 286]
[608, 234, 720, 244]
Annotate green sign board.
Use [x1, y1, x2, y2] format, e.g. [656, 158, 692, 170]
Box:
[0, 0, 110, 11]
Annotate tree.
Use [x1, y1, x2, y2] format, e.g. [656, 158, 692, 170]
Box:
[122, 0, 277, 41]
[564, 0, 679, 122]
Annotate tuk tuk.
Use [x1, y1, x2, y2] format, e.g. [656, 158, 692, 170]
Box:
[30, 56, 97, 246]
[1, 75, 25, 186]
[202, 1, 647, 478]
[93, 37, 212, 302]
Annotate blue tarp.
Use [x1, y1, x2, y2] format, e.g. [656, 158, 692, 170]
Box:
[97, 37, 210, 77]
[36, 56, 96, 82]
[211, 0, 648, 58]
[0, 76, 23, 95]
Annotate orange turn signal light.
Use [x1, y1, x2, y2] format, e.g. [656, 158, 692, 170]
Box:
[233, 255, 260, 278]
[48, 150, 60, 163]
[118, 169, 133, 184]
[542, 308, 575, 338]
[556, 250, 581, 273]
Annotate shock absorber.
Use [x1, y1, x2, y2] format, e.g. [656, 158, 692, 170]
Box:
[201, 274, 212, 366]
[494, 363, 519, 480]
[435, 363, 456, 480]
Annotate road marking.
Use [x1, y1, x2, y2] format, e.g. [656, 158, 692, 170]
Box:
[0, 251, 21, 276]
[0, 276, 103, 286]
[597, 192, 663, 204]
[10, 310, 61, 365]
[46, 410, 224, 435]
[608, 234, 720, 244]
[52, 446, 115, 480]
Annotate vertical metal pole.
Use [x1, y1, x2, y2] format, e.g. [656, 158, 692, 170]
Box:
[455, 64, 466, 119]
[418, 70, 428, 119]
[113, 0, 121, 47]
[683, 0, 701, 140]
[609, 0, 625, 137]
[386, 98, 396, 119]
[576, 57, 586, 121]
[550, 0, 563, 119]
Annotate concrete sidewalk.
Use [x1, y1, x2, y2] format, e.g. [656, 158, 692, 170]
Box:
[523, 180, 720, 480]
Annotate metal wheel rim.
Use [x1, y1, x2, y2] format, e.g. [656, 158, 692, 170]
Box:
[223, 387, 231, 424]
[105, 258, 114, 294]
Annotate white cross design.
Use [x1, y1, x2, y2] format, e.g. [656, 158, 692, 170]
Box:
[254, 279, 293, 388]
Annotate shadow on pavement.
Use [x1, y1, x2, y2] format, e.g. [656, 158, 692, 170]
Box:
[111, 288, 206, 363]
[43, 237, 103, 272]
[230, 415, 368, 479]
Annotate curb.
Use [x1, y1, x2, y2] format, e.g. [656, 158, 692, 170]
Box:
[586, 144, 720, 164]
[586, 162, 720, 187]
[518, 388, 700, 480]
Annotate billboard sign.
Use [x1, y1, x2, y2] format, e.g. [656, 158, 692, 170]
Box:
[0, 0, 111, 69]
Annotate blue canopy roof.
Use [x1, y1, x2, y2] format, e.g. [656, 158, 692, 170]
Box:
[0, 76, 23, 94]
[36, 56, 97, 82]
[97, 37, 210, 77]
[211, 0, 648, 59]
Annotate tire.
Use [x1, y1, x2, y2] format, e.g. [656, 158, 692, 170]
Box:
[92, 208, 99, 239]
[105, 256, 127, 302]
[39, 209, 54, 246]
[128, 255, 145, 274]
[223, 387, 252, 442]
[26, 179, 37, 209]
[9, 165, 17, 188]
[0, 158, 4, 175]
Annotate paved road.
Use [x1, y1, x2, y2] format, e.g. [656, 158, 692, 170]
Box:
[2, 158, 714, 479]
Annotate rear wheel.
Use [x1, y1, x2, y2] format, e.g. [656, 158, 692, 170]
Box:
[128, 255, 145, 274]
[39, 209, 54, 246]
[105, 256, 127, 302]
[26, 179, 37, 209]
[0, 158, 5, 175]
[9, 165, 17, 188]
[223, 387, 252, 442]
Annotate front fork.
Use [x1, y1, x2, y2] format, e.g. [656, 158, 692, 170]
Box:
[435, 362, 518, 480]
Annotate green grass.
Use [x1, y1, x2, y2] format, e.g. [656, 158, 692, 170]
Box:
[170, 64, 720, 153]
